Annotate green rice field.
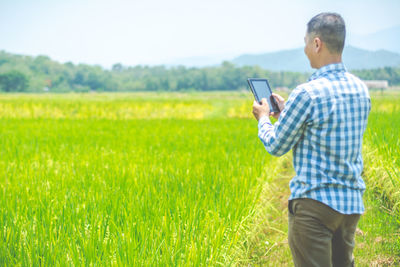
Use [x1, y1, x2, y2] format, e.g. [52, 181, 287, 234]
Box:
[0, 91, 399, 266]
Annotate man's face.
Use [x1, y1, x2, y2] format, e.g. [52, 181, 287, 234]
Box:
[304, 32, 316, 68]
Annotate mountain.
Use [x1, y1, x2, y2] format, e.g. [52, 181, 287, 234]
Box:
[164, 26, 400, 69]
[348, 26, 400, 54]
[232, 48, 312, 72]
[231, 46, 400, 72]
[343, 46, 400, 70]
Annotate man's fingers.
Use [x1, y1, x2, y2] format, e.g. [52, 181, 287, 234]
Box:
[272, 93, 285, 102]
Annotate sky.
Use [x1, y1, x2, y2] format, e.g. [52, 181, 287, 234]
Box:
[1, 0, 399, 68]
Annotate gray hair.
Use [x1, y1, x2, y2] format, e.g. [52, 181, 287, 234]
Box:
[307, 12, 346, 54]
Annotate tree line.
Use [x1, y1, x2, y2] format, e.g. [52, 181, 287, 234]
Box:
[0, 51, 399, 93]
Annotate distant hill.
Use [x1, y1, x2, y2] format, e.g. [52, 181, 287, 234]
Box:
[164, 26, 400, 68]
[348, 26, 400, 54]
[231, 48, 312, 72]
[231, 46, 400, 72]
[343, 46, 400, 70]
[1, 49, 399, 93]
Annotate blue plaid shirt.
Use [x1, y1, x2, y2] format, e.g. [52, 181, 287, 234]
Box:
[258, 63, 371, 214]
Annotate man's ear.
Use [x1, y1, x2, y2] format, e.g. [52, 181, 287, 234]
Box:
[314, 37, 322, 53]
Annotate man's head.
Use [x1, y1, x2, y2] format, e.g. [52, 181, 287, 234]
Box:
[304, 13, 346, 69]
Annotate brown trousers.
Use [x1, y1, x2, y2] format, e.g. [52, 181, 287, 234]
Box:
[288, 198, 361, 267]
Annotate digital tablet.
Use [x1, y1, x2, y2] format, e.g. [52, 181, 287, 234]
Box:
[247, 78, 280, 113]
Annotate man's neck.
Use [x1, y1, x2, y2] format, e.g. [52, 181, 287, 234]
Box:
[315, 54, 342, 69]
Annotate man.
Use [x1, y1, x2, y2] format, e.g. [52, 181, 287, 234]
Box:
[252, 13, 371, 267]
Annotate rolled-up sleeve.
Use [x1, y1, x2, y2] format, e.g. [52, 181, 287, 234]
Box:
[258, 87, 313, 156]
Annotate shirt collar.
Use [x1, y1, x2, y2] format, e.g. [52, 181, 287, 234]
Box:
[308, 62, 347, 81]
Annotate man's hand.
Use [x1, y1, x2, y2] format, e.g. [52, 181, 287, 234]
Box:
[253, 94, 286, 121]
[270, 93, 285, 119]
[252, 98, 269, 121]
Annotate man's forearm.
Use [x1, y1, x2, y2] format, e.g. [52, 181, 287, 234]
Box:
[257, 115, 286, 156]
